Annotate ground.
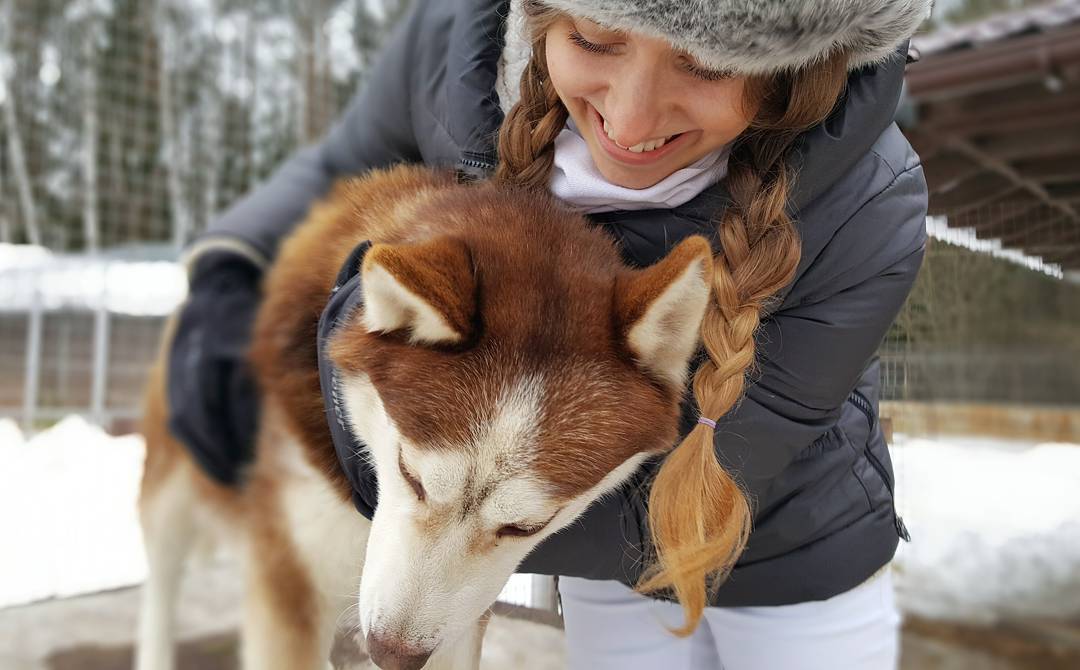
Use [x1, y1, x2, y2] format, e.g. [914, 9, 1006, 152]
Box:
[2, 560, 1080, 670]
[2, 417, 1080, 668]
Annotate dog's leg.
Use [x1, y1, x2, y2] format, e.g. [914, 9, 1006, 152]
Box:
[240, 520, 331, 670]
[135, 465, 198, 670]
[423, 615, 490, 670]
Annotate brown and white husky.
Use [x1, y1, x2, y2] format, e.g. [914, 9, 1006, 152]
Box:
[136, 164, 715, 670]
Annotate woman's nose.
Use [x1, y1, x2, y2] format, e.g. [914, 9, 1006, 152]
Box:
[601, 69, 672, 147]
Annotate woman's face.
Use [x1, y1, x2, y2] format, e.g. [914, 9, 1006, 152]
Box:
[544, 16, 760, 190]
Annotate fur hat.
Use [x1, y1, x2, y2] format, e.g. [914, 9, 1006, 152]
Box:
[529, 0, 931, 75]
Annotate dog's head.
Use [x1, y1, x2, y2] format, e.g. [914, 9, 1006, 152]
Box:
[328, 184, 713, 666]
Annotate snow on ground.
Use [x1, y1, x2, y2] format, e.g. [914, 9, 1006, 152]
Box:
[892, 433, 1080, 623]
[0, 416, 147, 609]
[0, 416, 534, 611]
[1, 416, 1078, 625]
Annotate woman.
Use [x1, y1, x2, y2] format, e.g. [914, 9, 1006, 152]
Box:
[166, 0, 932, 667]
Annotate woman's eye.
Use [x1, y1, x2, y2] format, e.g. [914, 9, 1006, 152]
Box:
[683, 61, 733, 82]
[496, 523, 544, 539]
[568, 29, 615, 55]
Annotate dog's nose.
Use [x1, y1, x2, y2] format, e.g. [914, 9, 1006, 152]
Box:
[366, 631, 432, 670]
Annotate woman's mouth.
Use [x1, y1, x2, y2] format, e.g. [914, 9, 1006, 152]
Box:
[587, 103, 692, 166]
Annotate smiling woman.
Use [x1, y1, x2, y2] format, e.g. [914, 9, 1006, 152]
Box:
[544, 17, 756, 189]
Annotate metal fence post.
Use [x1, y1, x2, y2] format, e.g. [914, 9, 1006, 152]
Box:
[91, 290, 110, 428]
[22, 285, 42, 433]
[530, 575, 559, 614]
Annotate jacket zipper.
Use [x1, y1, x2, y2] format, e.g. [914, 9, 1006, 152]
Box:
[459, 157, 495, 171]
[846, 389, 911, 542]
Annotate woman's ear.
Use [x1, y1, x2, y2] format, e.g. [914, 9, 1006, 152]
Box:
[361, 237, 476, 345]
[615, 236, 714, 389]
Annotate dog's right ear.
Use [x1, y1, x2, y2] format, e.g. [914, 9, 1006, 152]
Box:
[615, 236, 714, 390]
[360, 238, 476, 345]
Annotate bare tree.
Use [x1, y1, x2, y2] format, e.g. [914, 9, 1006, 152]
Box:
[78, 11, 104, 253]
[0, 0, 40, 246]
[155, 0, 192, 250]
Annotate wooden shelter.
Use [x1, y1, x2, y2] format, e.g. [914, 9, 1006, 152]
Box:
[904, 0, 1080, 272]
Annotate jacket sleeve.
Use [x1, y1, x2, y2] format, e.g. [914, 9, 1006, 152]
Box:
[181, 1, 428, 275]
[519, 160, 929, 582]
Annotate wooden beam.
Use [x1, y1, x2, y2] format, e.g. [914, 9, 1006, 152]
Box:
[946, 137, 1079, 227]
[906, 25, 1080, 101]
[1046, 182, 1080, 201]
[923, 153, 985, 195]
[1013, 156, 1080, 184]
[976, 128, 1080, 162]
[919, 89, 1080, 137]
[928, 175, 1017, 216]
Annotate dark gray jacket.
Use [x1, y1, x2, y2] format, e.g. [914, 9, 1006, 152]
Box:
[196, 0, 927, 606]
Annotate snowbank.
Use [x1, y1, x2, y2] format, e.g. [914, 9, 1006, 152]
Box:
[0, 416, 147, 609]
[892, 434, 1080, 623]
[0, 243, 186, 316]
[0, 415, 535, 611]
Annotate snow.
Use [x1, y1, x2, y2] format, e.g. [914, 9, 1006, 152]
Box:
[925, 215, 1064, 279]
[0, 416, 147, 609]
[2, 416, 1077, 622]
[892, 434, 1080, 623]
[0, 416, 534, 611]
[0, 243, 186, 316]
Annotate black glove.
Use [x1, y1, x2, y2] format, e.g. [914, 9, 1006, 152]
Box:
[167, 251, 262, 486]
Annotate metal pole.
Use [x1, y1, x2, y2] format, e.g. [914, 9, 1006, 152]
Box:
[22, 286, 42, 433]
[90, 267, 110, 427]
[530, 575, 560, 614]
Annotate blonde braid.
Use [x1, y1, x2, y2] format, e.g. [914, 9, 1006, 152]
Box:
[637, 56, 850, 634]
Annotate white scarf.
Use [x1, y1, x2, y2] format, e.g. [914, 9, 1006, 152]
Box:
[548, 118, 730, 214]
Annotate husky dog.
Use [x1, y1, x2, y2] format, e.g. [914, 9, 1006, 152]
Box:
[136, 165, 714, 670]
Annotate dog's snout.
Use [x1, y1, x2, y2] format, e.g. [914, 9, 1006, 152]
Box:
[366, 631, 433, 670]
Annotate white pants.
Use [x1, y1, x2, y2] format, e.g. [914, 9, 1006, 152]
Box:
[559, 568, 900, 670]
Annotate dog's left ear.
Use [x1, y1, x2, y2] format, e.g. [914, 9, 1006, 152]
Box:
[615, 236, 714, 389]
[361, 237, 476, 345]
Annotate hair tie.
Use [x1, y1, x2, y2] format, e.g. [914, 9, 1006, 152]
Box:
[698, 416, 717, 429]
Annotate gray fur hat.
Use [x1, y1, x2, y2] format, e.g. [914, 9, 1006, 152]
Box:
[531, 0, 932, 75]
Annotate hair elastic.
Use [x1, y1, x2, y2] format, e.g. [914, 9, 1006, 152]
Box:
[698, 416, 717, 429]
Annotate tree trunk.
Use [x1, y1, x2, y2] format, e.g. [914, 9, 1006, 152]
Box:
[82, 28, 100, 253]
[1, 0, 40, 246]
[156, 3, 190, 251]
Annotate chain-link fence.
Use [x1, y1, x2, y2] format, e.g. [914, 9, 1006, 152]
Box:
[0, 0, 412, 432]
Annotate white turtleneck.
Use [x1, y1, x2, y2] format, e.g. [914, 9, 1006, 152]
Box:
[548, 117, 730, 214]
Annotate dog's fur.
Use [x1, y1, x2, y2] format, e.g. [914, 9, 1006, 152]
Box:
[136, 164, 714, 670]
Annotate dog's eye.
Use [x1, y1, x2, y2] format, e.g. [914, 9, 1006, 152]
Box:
[496, 523, 545, 539]
[398, 452, 426, 502]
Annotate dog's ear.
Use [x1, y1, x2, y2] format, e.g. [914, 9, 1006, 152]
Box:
[615, 236, 714, 389]
[361, 237, 476, 345]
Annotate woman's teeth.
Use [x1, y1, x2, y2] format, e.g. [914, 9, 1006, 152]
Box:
[602, 118, 671, 153]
